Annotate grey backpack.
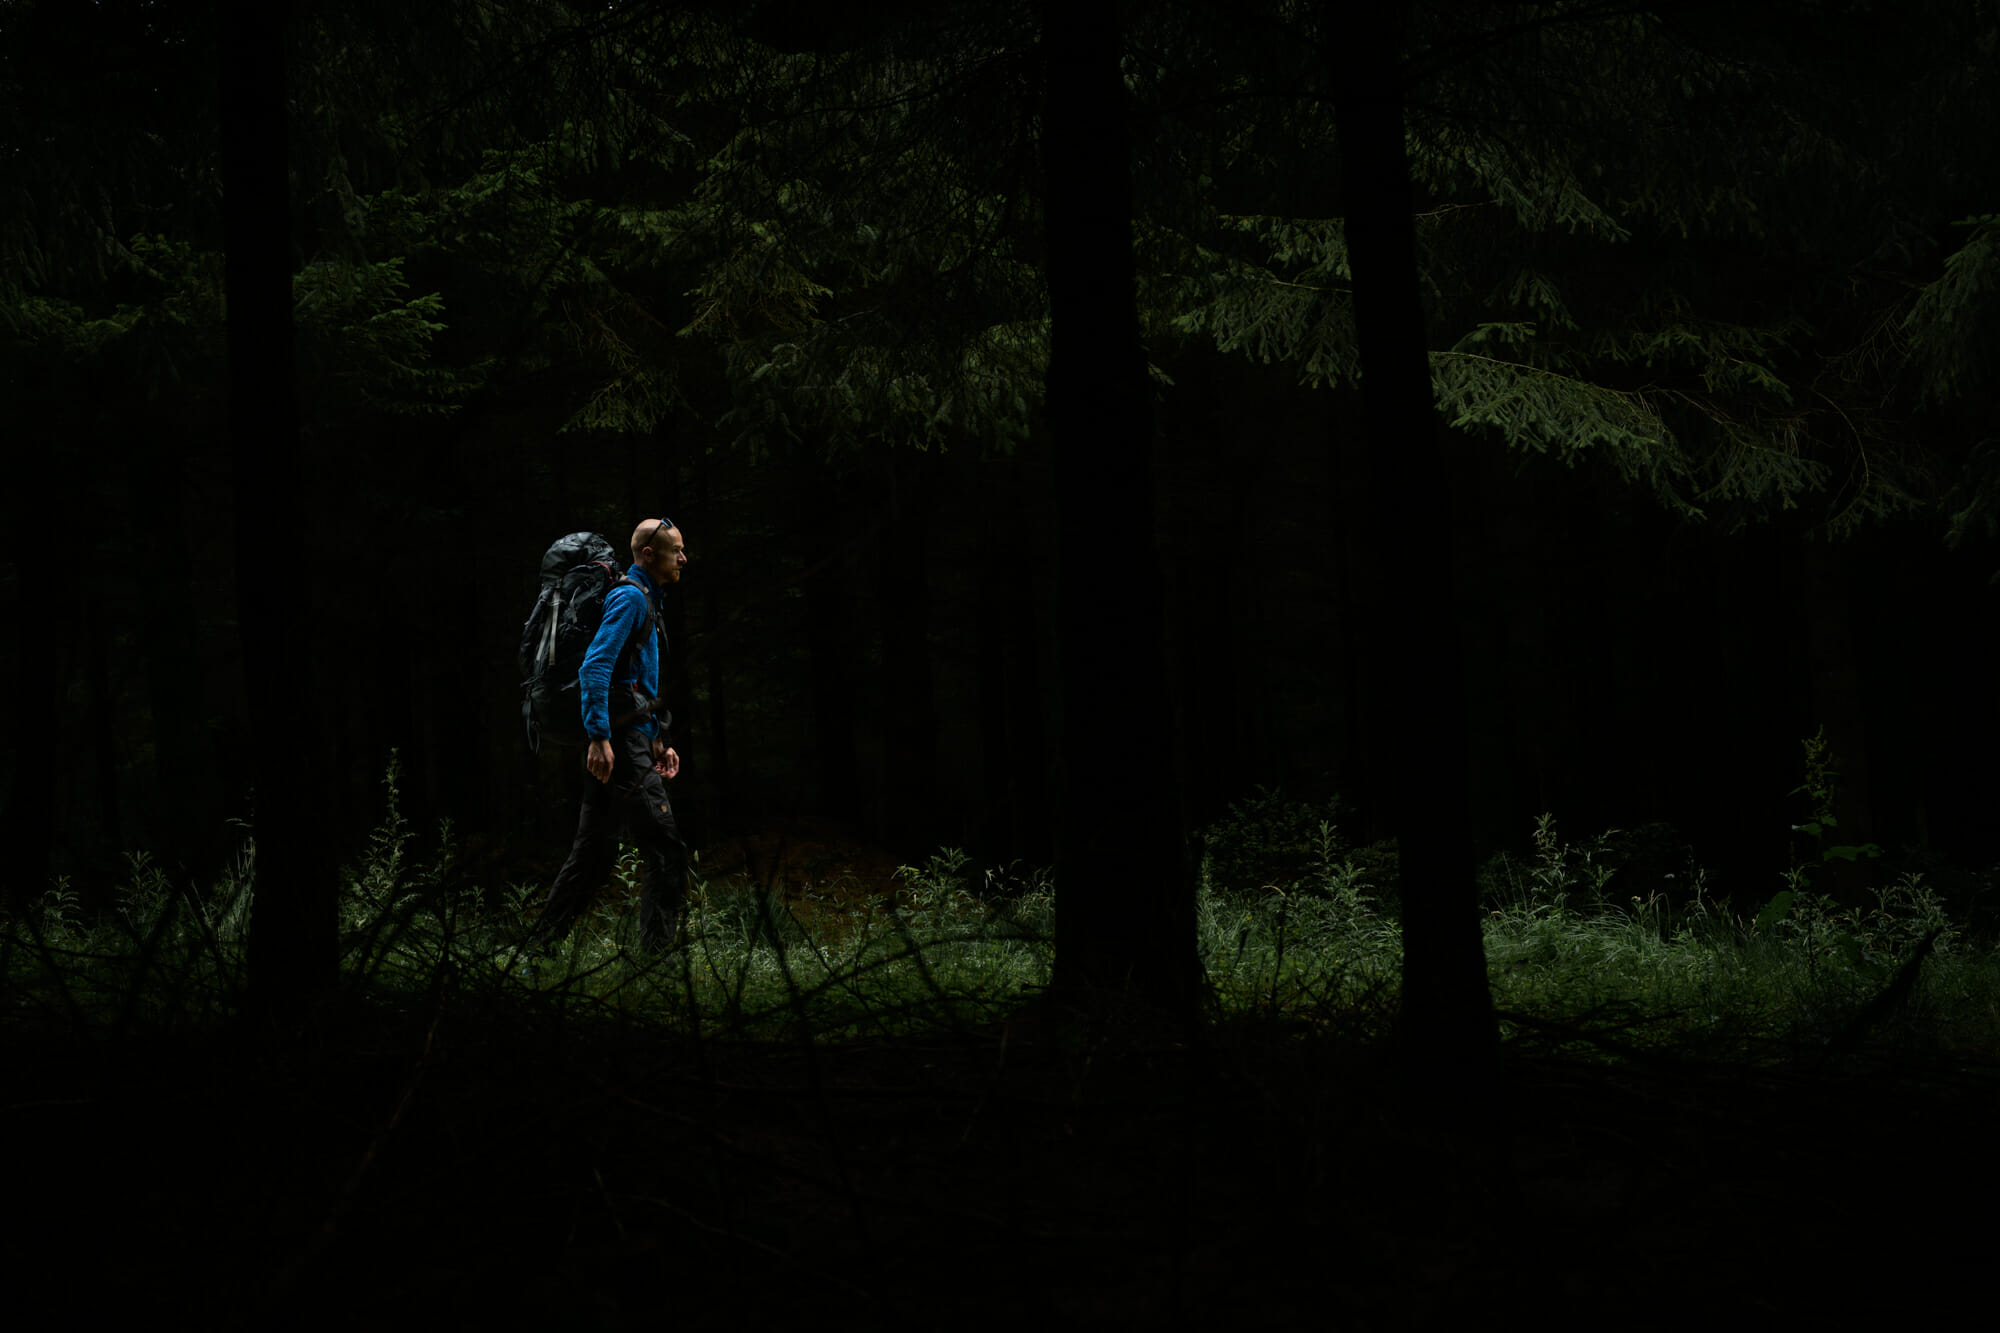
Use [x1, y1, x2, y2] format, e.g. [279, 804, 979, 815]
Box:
[518, 532, 658, 753]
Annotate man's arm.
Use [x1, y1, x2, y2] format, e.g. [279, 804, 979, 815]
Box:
[580, 583, 647, 782]
[579, 583, 647, 741]
[588, 737, 617, 783]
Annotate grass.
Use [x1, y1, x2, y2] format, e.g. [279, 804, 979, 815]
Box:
[7, 770, 1999, 1069]
[1475, 812, 2000, 1061]
[9, 778, 2000, 1324]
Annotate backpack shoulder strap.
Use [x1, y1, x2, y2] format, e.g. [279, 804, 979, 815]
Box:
[604, 576, 661, 672]
[616, 573, 663, 631]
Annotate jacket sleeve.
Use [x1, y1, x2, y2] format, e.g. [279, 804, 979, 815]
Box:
[579, 584, 647, 741]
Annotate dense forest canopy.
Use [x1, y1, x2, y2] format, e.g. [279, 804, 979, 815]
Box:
[3, 0, 1997, 1017]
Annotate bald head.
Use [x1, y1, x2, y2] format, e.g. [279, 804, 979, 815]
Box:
[632, 518, 675, 561]
[633, 517, 688, 586]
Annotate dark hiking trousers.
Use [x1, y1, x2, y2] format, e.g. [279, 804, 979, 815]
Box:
[533, 727, 687, 952]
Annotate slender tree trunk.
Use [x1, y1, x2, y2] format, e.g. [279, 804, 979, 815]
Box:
[973, 458, 1055, 865]
[698, 458, 734, 834]
[661, 445, 691, 774]
[877, 453, 937, 846]
[80, 580, 123, 846]
[1, 430, 69, 909]
[221, 0, 337, 1023]
[1040, 0, 1199, 1019]
[133, 424, 226, 880]
[976, 495, 1017, 861]
[1336, 4, 1499, 1099]
[1188, 471, 1242, 819]
[999, 458, 1054, 867]
[804, 463, 859, 824]
[660, 454, 695, 837]
[1803, 537, 1874, 898]
[1328, 401, 1384, 839]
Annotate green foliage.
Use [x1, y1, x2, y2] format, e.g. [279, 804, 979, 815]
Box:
[294, 258, 465, 416]
[4, 230, 469, 420]
[894, 847, 979, 919]
[1752, 890, 1797, 936]
[1908, 216, 2000, 569]
[1197, 869, 1398, 1024]
[3, 234, 212, 349]
[1429, 335, 1696, 512]
[3, 844, 256, 1036]
[37, 879, 84, 937]
[1787, 727, 1883, 882]
[1197, 786, 1354, 892]
[1, 3, 707, 442]
[1142, 2, 1986, 538]
[1942, 439, 2000, 571]
[1481, 813, 1618, 915]
[7, 771, 1997, 1060]
[1481, 812, 1982, 1056]
[1904, 214, 2000, 405]
[1192, 793, 1397, 1023]
[1166, 214, 1361, 388]
[665, 24, 1050, 457]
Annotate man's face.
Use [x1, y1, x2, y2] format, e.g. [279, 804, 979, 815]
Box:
[650, 526, 688, 584]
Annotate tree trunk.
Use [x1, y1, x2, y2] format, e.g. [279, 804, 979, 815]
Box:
[1040, 0, 1199, 1019]
[1336, 4, 1499, 1100]
[975, 492, 1018, 861]
[221, 0, 338, 1024]
[1802, 536, 1874, 899]
[987, 457, 1055, 866]
[698, 457, 734, 834]
[877, 452, 938, 846]
[133, 424, 227, 881]
[1, 429, 70, 909]
[805, 462, 859, 825]
[660, 455, 695, 837]
[80, 573, 124, 849]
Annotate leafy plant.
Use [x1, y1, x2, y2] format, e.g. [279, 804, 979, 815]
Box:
[1479, 813, 1629, 955]
[1198, 787, 1353, 894]
[37, 878, 85, 940]
[894, 847, 977, 920]
[7, 765, 1997, 1063]
[1788, 726, 1883, 882]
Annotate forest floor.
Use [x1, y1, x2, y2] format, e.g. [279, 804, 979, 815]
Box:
[11, 822, 1997, 1326]
[9, 993, 1995, 1328]
[691, 814, 916, 926]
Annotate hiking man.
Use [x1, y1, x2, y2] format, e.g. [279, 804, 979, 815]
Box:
[529, 518, 690, 954]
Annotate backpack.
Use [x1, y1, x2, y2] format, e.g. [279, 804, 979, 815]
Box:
[518, 531, 660, 754]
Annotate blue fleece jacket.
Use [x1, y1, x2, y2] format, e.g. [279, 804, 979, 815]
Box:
[579, 563, 665, 741]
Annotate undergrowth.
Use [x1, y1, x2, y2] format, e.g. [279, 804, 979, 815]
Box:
[6, 764, 1999, 1066]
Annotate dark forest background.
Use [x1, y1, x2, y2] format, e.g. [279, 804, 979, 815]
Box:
[3, 0, 1997, 969]
[10, 6, 2000, 1317]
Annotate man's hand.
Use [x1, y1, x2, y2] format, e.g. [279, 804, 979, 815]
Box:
[586, 738, 615, 783]
[652, 739, 680, 780]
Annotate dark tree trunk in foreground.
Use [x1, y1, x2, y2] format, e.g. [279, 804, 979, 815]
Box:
[1040, 0, 1200, 1019]
[1336, 5, 1500, 1097]
[221, 0, 338, 1023]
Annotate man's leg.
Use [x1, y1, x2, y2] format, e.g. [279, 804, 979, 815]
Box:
[530, 762, 620, 949]
[615, 730, 689, 952]
[634, 795, 689, 953]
